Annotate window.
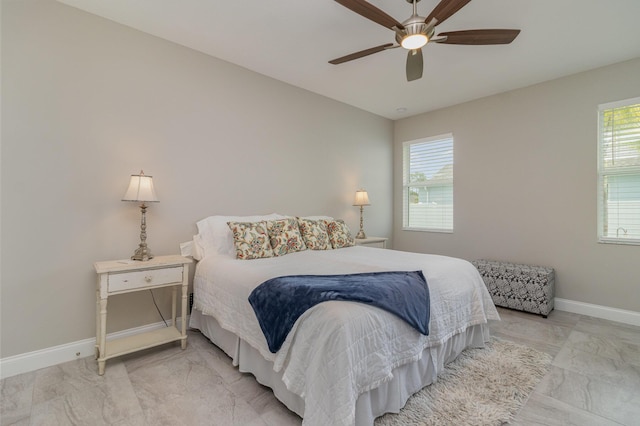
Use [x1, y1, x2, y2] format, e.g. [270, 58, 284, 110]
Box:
[597, 97, 640, 245]
[402, 134, 454, 232]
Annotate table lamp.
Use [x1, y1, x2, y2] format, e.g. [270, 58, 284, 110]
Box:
[122, 170, 159, 261]
[353, 189, 370, 239]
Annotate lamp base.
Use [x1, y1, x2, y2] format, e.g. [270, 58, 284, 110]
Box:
[131, 247, 153, 262]
[356, 204, 367, 239]
[131, 203, 153, 261]
[131, 245, 153, 262]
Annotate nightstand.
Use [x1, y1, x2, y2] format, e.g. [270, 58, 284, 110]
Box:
[94, 255, 193, 375]
[354, 237, 388, 248]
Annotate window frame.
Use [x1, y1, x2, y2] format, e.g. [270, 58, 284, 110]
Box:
[597, 96, 640, 246]
[402, 133, 454, 233]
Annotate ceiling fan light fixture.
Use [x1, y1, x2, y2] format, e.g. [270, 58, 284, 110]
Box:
[401, 33, 428, 50]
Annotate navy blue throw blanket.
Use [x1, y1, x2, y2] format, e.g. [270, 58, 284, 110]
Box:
[248, 270, 430, 353]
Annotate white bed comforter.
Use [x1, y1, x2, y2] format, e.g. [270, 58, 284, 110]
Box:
[193, 246, 499, 426]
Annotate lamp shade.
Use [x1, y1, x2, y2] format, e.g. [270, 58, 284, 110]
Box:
[122, 171, 159, 203]
[353, 189, 370, 206]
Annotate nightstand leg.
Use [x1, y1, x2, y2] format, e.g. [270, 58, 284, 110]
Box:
[181, 283, 188, 349]
[171, 286, 177, 327]
[95, 287, 100, 359]
[98, 298, 108, 375]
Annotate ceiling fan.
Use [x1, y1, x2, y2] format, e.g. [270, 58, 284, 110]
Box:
[329, 0, 520, 81]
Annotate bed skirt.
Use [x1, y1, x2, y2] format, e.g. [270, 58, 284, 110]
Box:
[190, 308, 491, 426]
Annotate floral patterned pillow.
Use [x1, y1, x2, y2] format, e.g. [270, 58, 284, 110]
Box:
[227, 221, 274, 260]
[325, 219, 355, 249]
[266, 218, 307, 256]
[297, 218, 332, 250]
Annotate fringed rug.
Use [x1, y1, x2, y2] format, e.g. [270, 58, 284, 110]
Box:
[375, 338, 552, 426]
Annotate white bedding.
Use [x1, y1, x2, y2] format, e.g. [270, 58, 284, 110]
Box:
[192, 246, 499, 426]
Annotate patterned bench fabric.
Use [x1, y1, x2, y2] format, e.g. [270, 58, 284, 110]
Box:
[471, 259, 555, 317]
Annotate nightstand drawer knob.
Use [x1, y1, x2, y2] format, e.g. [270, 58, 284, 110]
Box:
[144, 276, 152, 283]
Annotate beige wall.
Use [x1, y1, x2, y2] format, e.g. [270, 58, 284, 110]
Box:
[0, 0, 393, 357]
[394, 58, 640, 313]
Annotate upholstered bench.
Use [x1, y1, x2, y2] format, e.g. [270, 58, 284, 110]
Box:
[471, 259, 555, 318]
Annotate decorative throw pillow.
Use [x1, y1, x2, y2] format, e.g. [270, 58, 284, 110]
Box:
[196, 213, 287, 258]
[227, 221, 274, 260]
[297, 218, 332, 250]
[325, 219, 355, 249]
[266, 218, 307, 256]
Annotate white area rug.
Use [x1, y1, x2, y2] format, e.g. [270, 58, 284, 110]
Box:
[375, 338, 552, 426]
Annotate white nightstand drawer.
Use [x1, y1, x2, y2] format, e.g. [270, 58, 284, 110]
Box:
[363, 241, 385, 248]
[108, 267, 183, 292]
[355, 237, 388, 249]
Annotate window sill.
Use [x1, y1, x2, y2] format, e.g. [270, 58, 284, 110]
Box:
[598, 238, 640, 246]
[402, 227, 453, 233]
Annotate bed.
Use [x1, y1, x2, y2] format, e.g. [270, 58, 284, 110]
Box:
[187, 214, 499, 426]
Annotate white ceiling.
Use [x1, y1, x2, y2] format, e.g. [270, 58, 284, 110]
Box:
[58, 0, 640, 120]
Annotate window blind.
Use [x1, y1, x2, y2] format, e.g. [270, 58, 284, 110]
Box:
[402, 134, 454, 232]
[597, 97, 640, 244]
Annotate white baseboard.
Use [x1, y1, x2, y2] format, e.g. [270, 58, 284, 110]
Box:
[555, 298, 640, 327]
[0, 317, 188, 380]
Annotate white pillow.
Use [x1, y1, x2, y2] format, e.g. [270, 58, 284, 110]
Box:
[299, 215, 334, 221]
[196, 213, 288, 258]
[179, 240, 194, 257]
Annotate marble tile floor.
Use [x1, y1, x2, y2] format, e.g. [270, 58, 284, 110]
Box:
[1, 307, 639, 426]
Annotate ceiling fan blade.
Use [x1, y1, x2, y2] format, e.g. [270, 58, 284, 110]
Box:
[436, 29, 521, 45]
[329, 43, 395, 65]
[334, 0, 404, 30]
[406, 49, 423, 82]
[425, 0, 472, 26]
